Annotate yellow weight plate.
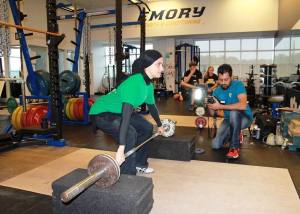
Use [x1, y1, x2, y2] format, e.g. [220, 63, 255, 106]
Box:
[16, 107, 24, 129]
[66, 98, 75, 120]
[12, 106, 22, 130]
[65, 99, 71, 120]
[11, 107, 18, 129]
[69, 98, 78, 120]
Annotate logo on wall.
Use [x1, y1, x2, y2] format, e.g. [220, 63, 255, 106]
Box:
[147, 7, 206, 21]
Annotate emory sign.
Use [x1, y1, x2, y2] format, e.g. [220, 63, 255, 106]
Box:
[147, 7, 206, 21]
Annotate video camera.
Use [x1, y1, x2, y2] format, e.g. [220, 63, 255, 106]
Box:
[206, 96, 216, 104]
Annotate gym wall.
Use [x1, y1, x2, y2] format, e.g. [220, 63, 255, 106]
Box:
[91, 0, 279, 41]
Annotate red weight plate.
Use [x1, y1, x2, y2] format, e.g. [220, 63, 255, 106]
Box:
[78, 99, 84, 120]
[27, 106, 40, 127]
[32, 106, 48, 127]
[73, 98, 81, 120]
[21, 111, 27, 129]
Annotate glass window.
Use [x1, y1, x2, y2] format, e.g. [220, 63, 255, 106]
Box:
[210, 40, 224, 51]
[10, 48, 21, 57]
[200, 53, 209, 64]
[275, 37, 290, 50]
[195, 40, 209, 52]
[66, 50, 75, 70]
[241, 39, 256, 50]
[257, 51, 273, 64]
[145, 43, 153, 50]
[105, 46, 114, 55]
[291, 36, 300, 49]
[226, 39, 240, 51]
[9, 47, 21, 78]
[274, 51, 290, 64]
[225, 52, 240, 64]
[210, 52, 224, 64]
[9, 58, 21, 74]
[241, 52, 256, 64]
[291, 50, 300, 64]
[258, 38, 274, 50]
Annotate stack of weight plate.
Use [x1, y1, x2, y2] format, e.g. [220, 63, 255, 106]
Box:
[64, 98, 94, 121]
[26, 70, 50, 96]
[60, 70, 81, 94]
[11, 105, 48, 130]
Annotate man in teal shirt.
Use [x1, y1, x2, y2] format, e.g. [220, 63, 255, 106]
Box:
[207, 64, 253, 159]
[90, 50, 164, 175]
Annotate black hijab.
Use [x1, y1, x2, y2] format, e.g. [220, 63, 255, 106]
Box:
[116, 50, 162, 87]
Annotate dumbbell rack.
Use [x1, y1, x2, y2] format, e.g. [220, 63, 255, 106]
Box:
[259, 64, 277, 97]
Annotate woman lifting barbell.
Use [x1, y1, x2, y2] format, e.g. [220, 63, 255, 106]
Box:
[89, 50, 164, 175]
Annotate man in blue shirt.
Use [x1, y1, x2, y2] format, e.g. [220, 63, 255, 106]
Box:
[207, 64, 253, 159]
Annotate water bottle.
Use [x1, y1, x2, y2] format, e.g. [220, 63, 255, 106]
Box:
[275, 121, 282, 145]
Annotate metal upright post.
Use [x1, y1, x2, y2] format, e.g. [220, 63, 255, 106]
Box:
[46, 0, 65, 139]
[140, 7, 146, 54]
[115, 0, 123, 84]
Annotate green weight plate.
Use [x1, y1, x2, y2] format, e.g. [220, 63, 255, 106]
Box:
[7, 97, 18, 114]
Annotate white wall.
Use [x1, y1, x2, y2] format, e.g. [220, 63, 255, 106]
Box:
[153, 38, 176, 92]
[9, 0, 75, 49]
[91, 42, 106, 93]
[91, 0, 279, 41]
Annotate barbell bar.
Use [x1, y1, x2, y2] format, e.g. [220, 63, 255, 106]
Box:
[0, 20, 63, 37]
[60, 119, 176, 203]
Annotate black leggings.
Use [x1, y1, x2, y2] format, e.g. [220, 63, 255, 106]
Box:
[93, 112, 153, 175]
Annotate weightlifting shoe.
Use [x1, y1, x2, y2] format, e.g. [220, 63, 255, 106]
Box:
[136, 167, 154, 174]
[226, 148, 240, 159]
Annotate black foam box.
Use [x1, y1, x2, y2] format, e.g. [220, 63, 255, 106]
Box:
[52, 168, 154, 214]
[148, 127, 196, 161]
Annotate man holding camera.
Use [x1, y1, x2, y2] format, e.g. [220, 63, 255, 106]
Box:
[207, 64, 253, 159]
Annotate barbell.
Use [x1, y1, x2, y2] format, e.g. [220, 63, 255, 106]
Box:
[60, 119, 176, 203]
[0, 20, 63, 37]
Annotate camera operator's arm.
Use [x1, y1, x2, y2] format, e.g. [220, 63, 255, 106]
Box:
[208, 93, 247, 111]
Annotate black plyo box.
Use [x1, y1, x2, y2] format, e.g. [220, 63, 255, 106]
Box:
[148, 127, 196, 161]
[52, 168, 154, 214]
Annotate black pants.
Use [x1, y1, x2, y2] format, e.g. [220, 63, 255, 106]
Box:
[93, 112, 153, 175]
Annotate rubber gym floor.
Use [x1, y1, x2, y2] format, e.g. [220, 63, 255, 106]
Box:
[0, 97, 300, 213]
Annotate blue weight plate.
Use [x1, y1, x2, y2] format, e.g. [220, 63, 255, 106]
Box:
[26, 72, 49, 96]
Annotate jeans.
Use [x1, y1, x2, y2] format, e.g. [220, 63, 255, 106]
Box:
[93, 112, 153, 175]
[212, 110, 252, 149]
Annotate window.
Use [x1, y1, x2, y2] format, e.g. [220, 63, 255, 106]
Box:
[241, 39, 256, 50]
[257, 51, 273, 64]
[66, 51, 75, 71]
[225, 52, 240, 64]
[241, 52, 256, 64]
[274, 51, 290, 64]
[226, 39, 240, 51]
[9, 47, 21, 78]
[210, 40, 224, 52]
[275, 37, 290, 50]
[258, 38, 274, 50]
[195, 35, 299, 80]
[291, 36, 300, 49]
[195, 41, 209, 52]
